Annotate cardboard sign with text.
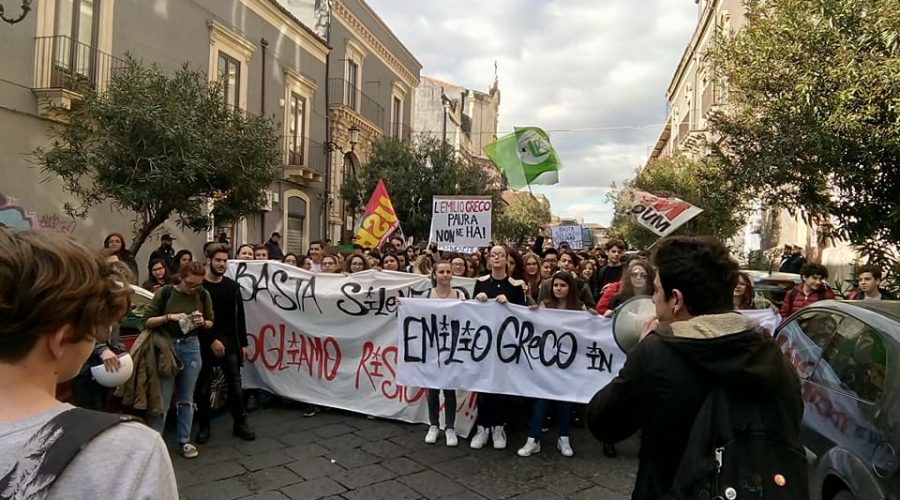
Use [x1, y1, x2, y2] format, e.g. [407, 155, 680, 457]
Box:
[429, 196, 492, 253]
[551, 224, 583, 250]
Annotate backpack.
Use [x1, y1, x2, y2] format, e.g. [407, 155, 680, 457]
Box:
[664, 385, 809, 500]
[0, 408, 136, 500]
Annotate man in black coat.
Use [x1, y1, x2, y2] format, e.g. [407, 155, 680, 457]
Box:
[194, 243, 255, 443]
[149, 233, 178, 274]
[588, 236, 804, 500]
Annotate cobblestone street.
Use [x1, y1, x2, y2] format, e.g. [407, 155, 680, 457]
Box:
[170, 405, 638, 500]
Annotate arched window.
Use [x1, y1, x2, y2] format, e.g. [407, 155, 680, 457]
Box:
[283, 190, 309, 254]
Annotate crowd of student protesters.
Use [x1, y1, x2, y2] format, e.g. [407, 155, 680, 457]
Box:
[86, 229, 894, 461]
[9, 224, 891, 500]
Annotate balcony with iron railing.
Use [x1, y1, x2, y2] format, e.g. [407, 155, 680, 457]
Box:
[32, 35, 126, 118]
[328, 77, 385, 130]
[33, 35, 126, 111]
[283, 137, 326, 185]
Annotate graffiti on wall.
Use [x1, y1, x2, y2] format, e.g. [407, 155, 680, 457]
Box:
[0, 194, 77, 234]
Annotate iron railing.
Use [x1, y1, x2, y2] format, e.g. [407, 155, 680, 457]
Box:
[285, 137, 327, 171]
[33, 35, 126, 92]
[328, 77, 384, 130]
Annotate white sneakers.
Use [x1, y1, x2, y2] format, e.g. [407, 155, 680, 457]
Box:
[445, 428, 458, 447]
[179, 442, 199, 459]
[425, 426, 459, 447]
[469, 425, 489, 449]
[491, 426, 507, 449]
[557, 436, 574, 457]
[516, 437, 574, 457]
[424, 425, 440, 444]
[517, 437, 541, 456]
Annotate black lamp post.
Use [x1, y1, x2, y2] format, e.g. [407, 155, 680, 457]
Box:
[1, 0, 32, 25]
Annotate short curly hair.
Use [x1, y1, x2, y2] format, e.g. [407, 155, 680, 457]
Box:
[0, 229, 131, 362]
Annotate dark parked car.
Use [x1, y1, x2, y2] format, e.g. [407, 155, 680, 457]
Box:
[742, 269, 802, 307]
[775, 300, 900, 500]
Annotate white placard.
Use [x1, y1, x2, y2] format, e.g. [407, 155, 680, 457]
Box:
[429, 196, 492, 253]
[629, 190, 704, 237]
[227, 262, 477, 435]
[551, 225, 583, 250]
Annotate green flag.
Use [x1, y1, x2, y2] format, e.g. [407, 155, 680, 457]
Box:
[483, 127, 561, 189]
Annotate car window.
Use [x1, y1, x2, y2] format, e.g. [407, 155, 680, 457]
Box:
[811, 315, 888, 403]
[777, 310, 839, 379]
[797, 311, 839, 349]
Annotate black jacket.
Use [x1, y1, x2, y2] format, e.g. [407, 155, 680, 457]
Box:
[587, 320, 803, 500]
[779, 254, 806, 274]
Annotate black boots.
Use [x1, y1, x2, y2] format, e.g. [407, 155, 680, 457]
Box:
[233, 419, 256, 441]
[196, 424, 211, 444]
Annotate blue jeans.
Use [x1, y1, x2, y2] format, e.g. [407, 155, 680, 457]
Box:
[528, 399, 572, 440]
[149, 336, 202, 444]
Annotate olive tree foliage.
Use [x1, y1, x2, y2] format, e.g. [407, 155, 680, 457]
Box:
[341, 136, 498, 241]
[707, 0, 900, 268]
[608, 155, 748, 250]
[495, 194, 551, 246]
[36, 56, 281, 255]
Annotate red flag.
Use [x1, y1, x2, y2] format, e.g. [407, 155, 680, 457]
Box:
[353, 179, 400, 248]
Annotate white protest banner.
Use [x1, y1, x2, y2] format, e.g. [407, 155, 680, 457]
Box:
[397, 301, 782, 403]
[551, 224, 583, 250]
[227, 262, 477, 434]
[740, 308, 781, 336]
[397, 300, 625, 403]
[629, 190, 703, 237]
[429, 195, 492, 253]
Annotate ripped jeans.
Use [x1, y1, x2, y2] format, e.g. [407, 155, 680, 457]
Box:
[149, 336, 202, 445]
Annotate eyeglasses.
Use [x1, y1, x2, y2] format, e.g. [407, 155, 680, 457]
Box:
[631, 272, 648, 278]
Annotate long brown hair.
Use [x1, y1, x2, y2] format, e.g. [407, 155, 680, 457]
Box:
[615, 259, 656, 302]
[522, 252, 542, 293]
[507, 246, 525, 280]
[542, 271, 584, 311]
[734, 272, 755, 309]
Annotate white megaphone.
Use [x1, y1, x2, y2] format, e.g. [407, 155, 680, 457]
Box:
[90, 353, 134, 388]
[611, 296, 657, 353]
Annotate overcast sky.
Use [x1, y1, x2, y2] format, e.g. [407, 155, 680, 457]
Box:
[366, 0, 699, 226]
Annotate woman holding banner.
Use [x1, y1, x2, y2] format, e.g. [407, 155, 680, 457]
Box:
[344, 254, 369, 273]
[470, 245, 527, 450]
[518, 271, 587, 458]
[381, 252, 401, 271]
[423, 260, 466, 447]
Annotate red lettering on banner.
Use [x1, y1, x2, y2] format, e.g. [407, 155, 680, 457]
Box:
[777, 335, 816, 376]
[651, 199, 690, 220]
[259, 324, 284, 371]
[355, 341, 426, 403]
[247, 323, 341, 378]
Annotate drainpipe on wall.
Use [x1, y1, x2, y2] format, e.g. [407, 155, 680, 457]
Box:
[322, 17, 333, 242]
[260, 38, 269, 244]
